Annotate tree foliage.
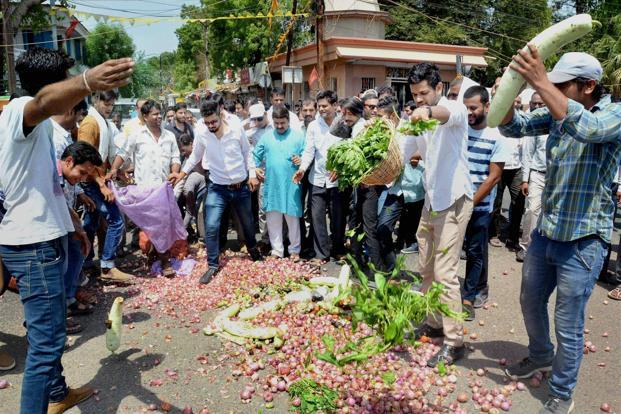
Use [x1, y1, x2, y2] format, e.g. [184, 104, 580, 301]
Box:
[84, 22, 135, 67]
[174, 0, 312, 89]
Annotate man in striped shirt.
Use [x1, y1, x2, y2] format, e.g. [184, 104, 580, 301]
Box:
[461, 86, 509, 321]
[499, 50, 621, 414]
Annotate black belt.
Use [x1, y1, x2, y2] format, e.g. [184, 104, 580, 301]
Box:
[531, 169, 546, 174]
[212, 179, 248, 190]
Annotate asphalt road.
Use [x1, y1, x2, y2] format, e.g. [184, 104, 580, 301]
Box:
[1, 236, 619, 414]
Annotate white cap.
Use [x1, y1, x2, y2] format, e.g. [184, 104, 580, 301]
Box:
[249, 104, 266, 119]
[547, 52, 603, 83]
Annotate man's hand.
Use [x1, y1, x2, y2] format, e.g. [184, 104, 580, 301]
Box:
[168, 171, 186, 187]
[86, 58, 135, 91]
[410, 153, 422, 168]
[248, 177, 259, 192]
[105, 168, 118, 181]
[78, 193, 96, 212]
[410, 107, 430, 123]
[521, 182, 529, 197]
[616, 191, 621, 204]
[255, 168, 265, 183]
[291, 155, 301, 166]
[292, 168, 305, 184]
[509, 44, 548, 90]
[73, 230, 91, 257]
[100, 185, 115, 203]
[329, 171, 338, 182]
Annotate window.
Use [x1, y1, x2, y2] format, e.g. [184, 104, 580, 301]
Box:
[361, 77, 375, 91]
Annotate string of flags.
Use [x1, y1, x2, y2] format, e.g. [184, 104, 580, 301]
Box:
[52, 7, 308, 25]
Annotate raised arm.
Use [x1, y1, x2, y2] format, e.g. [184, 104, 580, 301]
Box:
[23, 58, 134, 133]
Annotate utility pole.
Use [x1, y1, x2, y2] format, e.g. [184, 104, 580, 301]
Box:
[50, 0, 58, 49]
[203, 21, 210, 82]
[285, 0, 297, 105]
[315, 0, 325, 90]
[1, 0, 16, 94]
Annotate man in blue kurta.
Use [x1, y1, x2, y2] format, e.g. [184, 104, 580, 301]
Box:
[253, 105, 305, 260]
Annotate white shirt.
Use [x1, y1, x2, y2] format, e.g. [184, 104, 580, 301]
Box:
[412, 97, 473, 211]
[267, 107, 303, 131]
[0, 97, 74, 245]
[52, 119, 83, 208]
[118, 125, 181, 187]
[502, 134, 522, 170]
[300, 116, 341, 189]
[183, 122, 256, 185]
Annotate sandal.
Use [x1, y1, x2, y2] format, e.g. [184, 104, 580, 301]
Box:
[608, 287, 621, 300]
[67, 301, 94, 317]
[75, 289, 97, 305]
[66, 318, 83, 334]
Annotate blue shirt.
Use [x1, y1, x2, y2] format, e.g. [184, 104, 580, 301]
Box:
[499, 95, 621, 243]
[467, 126, 509, 213]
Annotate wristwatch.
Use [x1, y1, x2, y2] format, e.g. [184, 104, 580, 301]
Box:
[426, 106, 433, 119]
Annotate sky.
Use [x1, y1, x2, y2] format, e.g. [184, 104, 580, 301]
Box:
[72, 0, 203, 56]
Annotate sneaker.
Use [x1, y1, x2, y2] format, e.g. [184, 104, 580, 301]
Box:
[414, 323, 445, 340]
[539, 396, 575, 414]
[489, 237, 503, 247]
[427, 344, 466, 368]
[473, 292, 489, 309]
[199, 267, 219, 285]
[0, 351, 16, 371]
[100, 268, 133, 282]
[505, 357, 553, 379]
[460, 249, 467, 260]
[462, 302, 475, 321]
[48, 386, 94, 414]
[400, 243, 419, 254]
[516, 249, 526, 263]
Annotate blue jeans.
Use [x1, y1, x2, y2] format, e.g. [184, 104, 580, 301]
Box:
[462, 210, 491, 302]
[0, 238, 68, 413]
[203, 183, 256, 268]
[64, 233, 84, 306]
[521, 230, 606, 399]
[82, 182, 124, 269]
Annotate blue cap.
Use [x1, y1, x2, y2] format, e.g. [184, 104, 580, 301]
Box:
[547, 52, 603, 83]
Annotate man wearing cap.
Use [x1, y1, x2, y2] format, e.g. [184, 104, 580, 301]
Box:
[498, 48, 621, 414]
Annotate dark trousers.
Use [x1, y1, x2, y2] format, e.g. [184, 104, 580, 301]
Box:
[350, 186, 383, 269]
[462, 210, 492, 302]
[491, 168, 525, 245]
[377, 194, 424, 271]
[600, 183, 621, 284]
[300, 171, 314, 252]
[310, 185, 348, 260]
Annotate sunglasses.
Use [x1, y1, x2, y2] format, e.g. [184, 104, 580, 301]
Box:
[251, 117, 264, 122]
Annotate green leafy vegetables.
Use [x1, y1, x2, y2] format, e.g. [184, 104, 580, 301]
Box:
[326, 118, 438, 190]
[398, 119, 439, 136]
[288, 378, 339, 414]
[326, 119, 392, 190]
[317, 255, 464, 365]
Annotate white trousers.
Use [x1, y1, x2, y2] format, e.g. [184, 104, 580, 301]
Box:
[266, 211, 301, 257]
[519, 170, 545, 252]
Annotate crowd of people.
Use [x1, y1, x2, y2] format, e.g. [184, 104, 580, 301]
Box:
[0, 44, 620, 414]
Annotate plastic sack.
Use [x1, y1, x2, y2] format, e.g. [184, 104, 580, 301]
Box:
[110, 182, 187, 253]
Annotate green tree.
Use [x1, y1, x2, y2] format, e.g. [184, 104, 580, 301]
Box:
[84, 22, 135, 67]
[122, 53, 159, 99]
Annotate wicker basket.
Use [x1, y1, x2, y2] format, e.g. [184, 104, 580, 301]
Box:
[360, 121, 403, 186]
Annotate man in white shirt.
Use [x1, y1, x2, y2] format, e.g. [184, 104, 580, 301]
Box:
[0, 46, 133, 414]
[516, 92, 547, 262]
[111, 100, 181, 277]
[407, 63, 473, 367]
[293, 90, 347, 264]
[51, 100, 98, 327]
[169, 100, 262, 283]
[266, 87, 303, 131]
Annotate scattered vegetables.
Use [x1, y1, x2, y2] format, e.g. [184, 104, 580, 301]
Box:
[288, 378, 338, 414]
[105, 297, 124, 353]
[398, 119, 439, 136]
